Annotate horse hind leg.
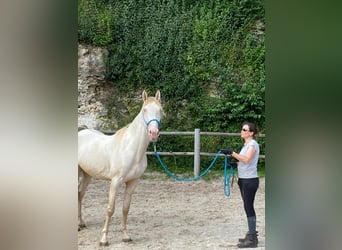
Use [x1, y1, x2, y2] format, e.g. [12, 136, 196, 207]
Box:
[78, 166, 91, 231]
[120, 179, 139, 242]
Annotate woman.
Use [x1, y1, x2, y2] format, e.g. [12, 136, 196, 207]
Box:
[221, 122, 260, 248]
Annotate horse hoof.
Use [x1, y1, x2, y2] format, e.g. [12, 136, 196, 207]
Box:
[99, 241, 109, 246]
[122, 238, 132, 242]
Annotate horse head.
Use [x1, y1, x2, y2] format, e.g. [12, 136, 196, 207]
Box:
[142, 90, 162, 142]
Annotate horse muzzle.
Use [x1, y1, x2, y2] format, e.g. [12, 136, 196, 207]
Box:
[148, 128, 160, 142]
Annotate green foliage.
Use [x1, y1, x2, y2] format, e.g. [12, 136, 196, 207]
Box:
[78, 0, 265, 174]
[78, 0, 113, 46]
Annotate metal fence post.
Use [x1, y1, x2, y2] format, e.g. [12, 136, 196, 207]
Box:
[194, 128, 200, 177]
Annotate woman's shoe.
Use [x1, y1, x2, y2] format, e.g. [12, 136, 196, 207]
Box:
[237, 233, 258, 248]
[238, 231, 258, 243]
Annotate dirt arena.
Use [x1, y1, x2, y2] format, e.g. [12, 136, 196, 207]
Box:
[78, 172, 265, 250]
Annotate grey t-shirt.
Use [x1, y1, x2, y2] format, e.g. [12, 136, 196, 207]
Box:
[237, 139, 259, 178]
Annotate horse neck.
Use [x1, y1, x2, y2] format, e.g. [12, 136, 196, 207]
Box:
[126, 111, 149, 146]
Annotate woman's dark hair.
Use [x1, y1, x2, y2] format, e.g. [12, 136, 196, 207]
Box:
[242, 122, 258, 138]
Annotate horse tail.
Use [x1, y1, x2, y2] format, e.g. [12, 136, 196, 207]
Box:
[78, 125, 88, 131]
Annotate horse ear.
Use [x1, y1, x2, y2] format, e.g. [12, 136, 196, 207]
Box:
[142, 90, 148, 101]
[155, 90, 161, 102]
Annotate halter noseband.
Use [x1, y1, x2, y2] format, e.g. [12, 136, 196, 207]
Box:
[146, 118, 161, 126]
[142, 113, 161, 127]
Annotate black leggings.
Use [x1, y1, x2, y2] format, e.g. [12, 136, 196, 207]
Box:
[238, 178, 259, 217]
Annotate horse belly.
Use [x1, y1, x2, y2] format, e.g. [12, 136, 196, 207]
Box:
[78, 151, 112, 180]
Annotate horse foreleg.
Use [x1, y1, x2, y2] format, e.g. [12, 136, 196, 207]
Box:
[99, 178, 121, 246]
[120, 179, 139, 242]
[78, 167, 91, 230]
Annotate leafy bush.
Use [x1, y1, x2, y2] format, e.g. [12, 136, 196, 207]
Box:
[78, 0, 113, 46]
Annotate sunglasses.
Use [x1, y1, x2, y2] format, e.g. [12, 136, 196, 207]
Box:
[241, 128, 249, 132]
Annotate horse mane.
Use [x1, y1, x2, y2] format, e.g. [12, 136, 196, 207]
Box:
[115, 124, 130, 137]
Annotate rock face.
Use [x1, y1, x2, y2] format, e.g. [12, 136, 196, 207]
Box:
[78, 44, 111, 129]
[78, 44, 152, 130]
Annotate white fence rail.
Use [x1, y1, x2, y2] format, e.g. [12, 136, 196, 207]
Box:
[101, 128, 265, 177]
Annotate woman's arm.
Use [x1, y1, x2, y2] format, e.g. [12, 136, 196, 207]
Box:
[231, 146, 256, 164]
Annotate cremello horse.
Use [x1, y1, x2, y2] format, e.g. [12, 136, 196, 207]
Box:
[78, 90, 162, 246]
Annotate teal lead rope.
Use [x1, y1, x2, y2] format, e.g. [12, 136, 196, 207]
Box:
[152, 142, 234, 197]
[224, 155, 235, 197]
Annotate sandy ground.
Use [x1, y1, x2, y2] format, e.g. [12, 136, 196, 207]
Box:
[78, 172, 265, 250]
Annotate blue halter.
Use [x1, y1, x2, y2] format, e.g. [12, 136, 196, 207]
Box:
[146, 118, 161, 126]
[142, 113, 161, 127]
